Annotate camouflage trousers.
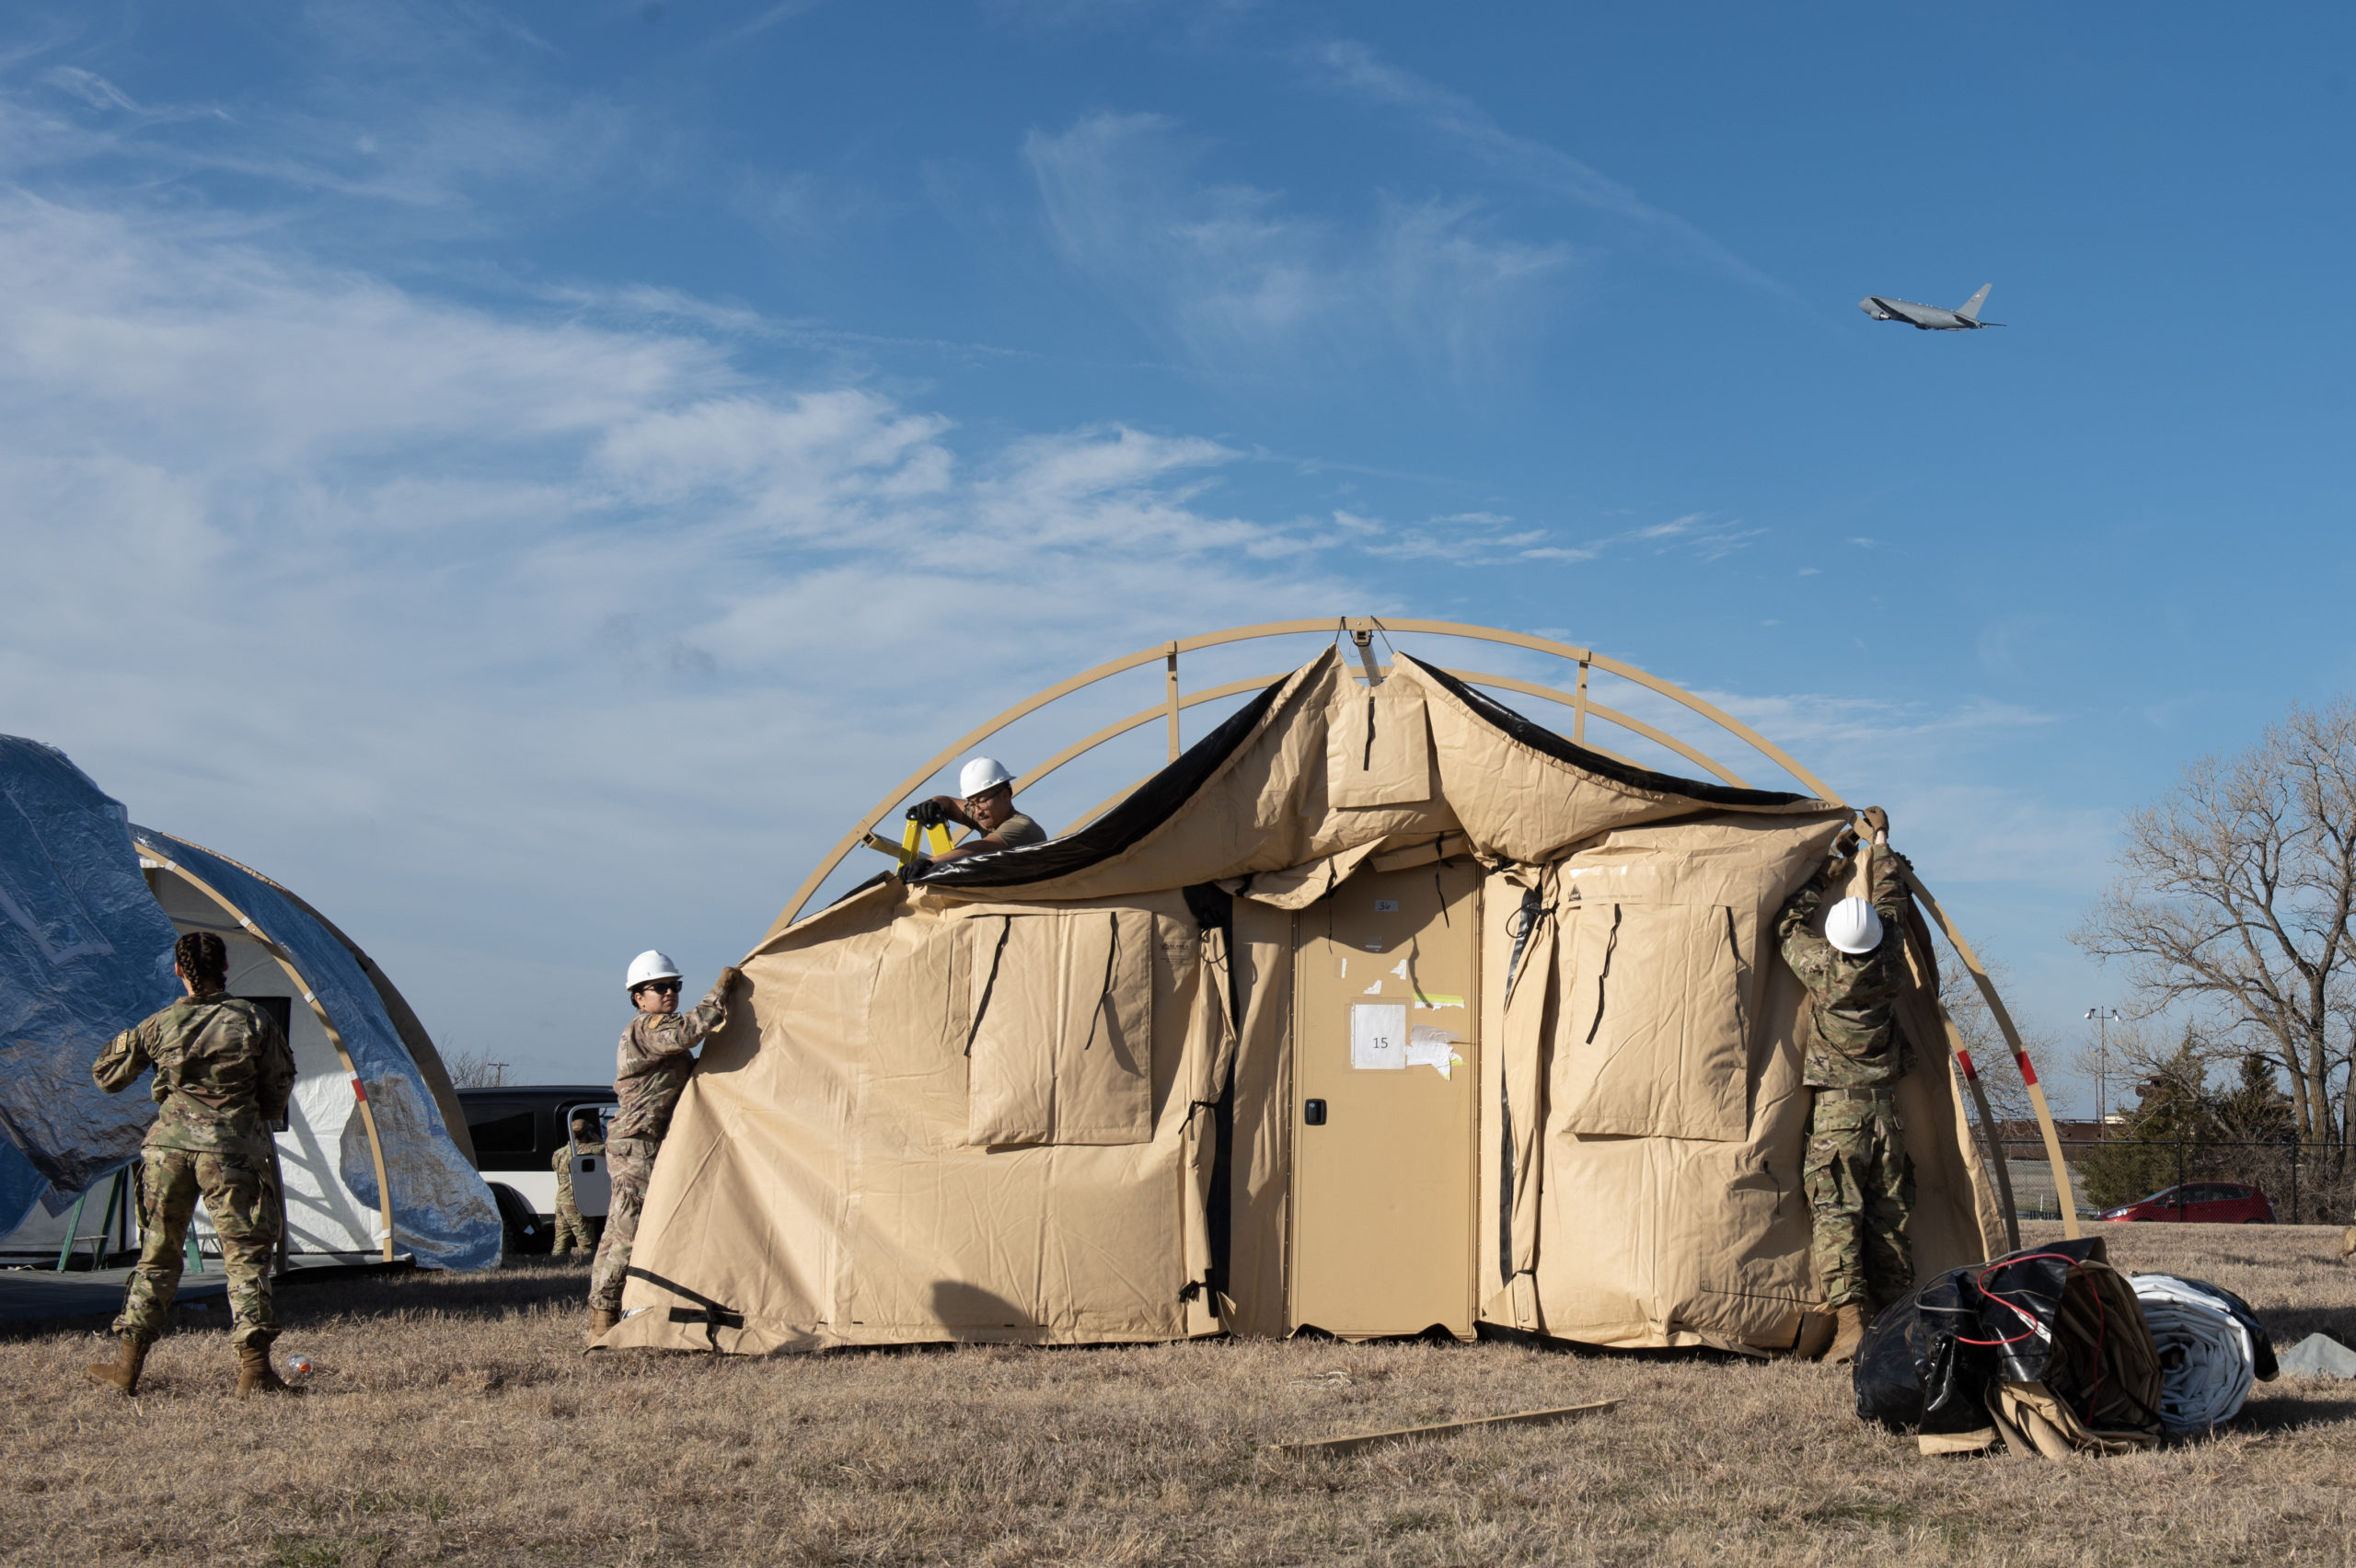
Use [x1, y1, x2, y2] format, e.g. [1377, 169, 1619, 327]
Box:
[1805, 1092, 1916, 1312]
[587, 1136, 658, 1313]
[552, 1201, 597, 1255]
[115, 1146, 280, 1349]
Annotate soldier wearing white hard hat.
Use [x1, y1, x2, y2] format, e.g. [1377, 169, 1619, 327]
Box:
[1772, 806, 1920, 1366]
[585, 949, 740, 1338]
[910, 756, 1049, 869]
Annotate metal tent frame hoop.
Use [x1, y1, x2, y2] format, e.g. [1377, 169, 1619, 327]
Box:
[779, 615, 2073, 1242]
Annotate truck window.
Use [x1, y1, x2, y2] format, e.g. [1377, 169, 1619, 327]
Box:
[467, 1108, 537, 1156]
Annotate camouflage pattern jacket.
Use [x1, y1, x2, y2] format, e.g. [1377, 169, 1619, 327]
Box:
[92, 989, 296, 1161]
[608, 983, 730, 1142]
[1775, 852, 1918, 1090]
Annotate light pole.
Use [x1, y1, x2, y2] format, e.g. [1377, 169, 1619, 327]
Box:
[2084, 1008, 2120, 1135]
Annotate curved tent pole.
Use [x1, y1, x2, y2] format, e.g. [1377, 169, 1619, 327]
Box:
[1937, 1004, 2024, 1253]
[1901, 869, 2077, 1239]
[776, 617, 1815, 928]
[139, 849, 398, 1263]
[771, 614, 2058, 1248]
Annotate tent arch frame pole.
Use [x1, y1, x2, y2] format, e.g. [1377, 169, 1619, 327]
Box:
[140, 850, 398, 1263]
[776, 615, 2062, 1242]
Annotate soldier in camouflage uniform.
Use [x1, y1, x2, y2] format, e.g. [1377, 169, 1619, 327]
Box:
[1775, 811, 1918, 1364]
[85, 930, 299, 1397]
[587, 951, 740, 1334]
[551, 1110, 606, 1256]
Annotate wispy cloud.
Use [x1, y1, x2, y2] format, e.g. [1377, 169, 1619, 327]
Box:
[1301, 506, 1762, 569]
[0, 188, 1355, 1072]
[1306, 40, 1794, 304]
[1024, 110, 1575, 379]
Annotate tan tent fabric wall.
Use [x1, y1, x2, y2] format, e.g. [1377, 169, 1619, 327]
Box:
[1484, 813, 2004, 1351]
[604, 885, 1235, 1353]
[603, 646, 2004, 1358]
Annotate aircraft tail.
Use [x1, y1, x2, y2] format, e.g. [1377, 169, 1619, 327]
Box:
[1958, 283, 1992, 322]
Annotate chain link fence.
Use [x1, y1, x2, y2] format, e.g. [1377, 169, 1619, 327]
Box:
[1981, 1133, 2353, 1226]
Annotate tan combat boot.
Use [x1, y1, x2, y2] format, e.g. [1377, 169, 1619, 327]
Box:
[236, 1343, 298, 1397]
[588, 1309, 620, 1336]
[84, 1336, 147, 1395]
[1828, 1303, 1867, 1365]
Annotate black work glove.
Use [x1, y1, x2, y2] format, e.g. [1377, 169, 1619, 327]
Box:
[910, 799, 946, 829]
[900, 854, 933, 883]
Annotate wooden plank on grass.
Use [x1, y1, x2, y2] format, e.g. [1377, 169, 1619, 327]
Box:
[1273, 1399, 1619, 1458]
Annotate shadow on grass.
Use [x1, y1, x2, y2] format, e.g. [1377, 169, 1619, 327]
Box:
[2235, 1389, 2356, 1431]
[274, 1258, 592, 1329]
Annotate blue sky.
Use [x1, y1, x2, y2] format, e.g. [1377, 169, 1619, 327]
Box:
[4, 2, 2350, 1095]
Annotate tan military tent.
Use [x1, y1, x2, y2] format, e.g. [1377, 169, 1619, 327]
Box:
[600, 648, 2004, 1355]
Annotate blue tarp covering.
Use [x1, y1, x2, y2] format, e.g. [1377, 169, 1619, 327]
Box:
[0, 737, 183, 1236]
[133, 828, 501, 1271]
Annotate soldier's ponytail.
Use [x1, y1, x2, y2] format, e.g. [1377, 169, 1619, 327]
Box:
[174, 931, 228, 994]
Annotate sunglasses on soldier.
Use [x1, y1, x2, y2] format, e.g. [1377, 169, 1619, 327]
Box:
[635, 979, 682, 996]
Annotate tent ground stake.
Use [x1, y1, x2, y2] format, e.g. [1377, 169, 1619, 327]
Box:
[1273, 1399, 1618, 1457]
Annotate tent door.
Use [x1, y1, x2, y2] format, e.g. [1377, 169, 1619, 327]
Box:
[1289, 859, 1481, 1339]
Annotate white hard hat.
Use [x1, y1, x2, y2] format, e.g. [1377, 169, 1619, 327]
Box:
[1825, 898, 1885, 956]
[625, 950, 682, 990]
[958, 756, 1015, 798]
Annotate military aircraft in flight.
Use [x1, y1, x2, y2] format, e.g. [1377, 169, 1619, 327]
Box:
[1858, 283, 2001, 330]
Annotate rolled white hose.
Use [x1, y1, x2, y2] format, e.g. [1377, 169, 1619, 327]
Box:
[2131, 1274, 2256, 1432]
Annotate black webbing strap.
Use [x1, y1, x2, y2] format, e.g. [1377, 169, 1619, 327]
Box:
[964, 916, 1012, 1056]
[626, 1265, 745, 1351]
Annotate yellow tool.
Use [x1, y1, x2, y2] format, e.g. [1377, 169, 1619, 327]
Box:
[863, 805, 954, 865]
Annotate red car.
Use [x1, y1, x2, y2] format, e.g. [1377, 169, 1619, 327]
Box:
[2096, 1182, 2275, 1224]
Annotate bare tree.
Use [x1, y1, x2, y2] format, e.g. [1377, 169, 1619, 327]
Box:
[441, 1041, 506, 1090]
[1937, 954, 2038, 1129]
[2073, 699, 2356, 1157]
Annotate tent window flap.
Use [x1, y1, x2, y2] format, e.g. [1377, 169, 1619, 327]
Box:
[1553, 901, 1751, 1141]
[965, 910, 1155, 1147]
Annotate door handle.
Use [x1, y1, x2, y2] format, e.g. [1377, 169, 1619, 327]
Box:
[1303, 1099, 1327, 1125]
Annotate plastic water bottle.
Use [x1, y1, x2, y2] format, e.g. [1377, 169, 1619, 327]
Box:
[281, 1350, 316, 1383]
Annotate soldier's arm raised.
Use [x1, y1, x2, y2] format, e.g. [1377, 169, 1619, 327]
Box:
[1774, 873, 1829, 968]
[91, 1020, 153, 1094]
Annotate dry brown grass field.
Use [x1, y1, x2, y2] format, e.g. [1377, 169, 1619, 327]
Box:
[3, 1221, 2352, 1567]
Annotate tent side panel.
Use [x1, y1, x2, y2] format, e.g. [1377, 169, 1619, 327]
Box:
[1508, 813, 1848, 1350]
[612, 892, 1217, 1354]
[1224, 896, 1294, 1338]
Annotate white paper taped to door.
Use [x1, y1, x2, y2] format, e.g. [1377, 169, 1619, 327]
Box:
[1351, 1003, 1407, 1070]
[1406, 1024, 1464, 1080]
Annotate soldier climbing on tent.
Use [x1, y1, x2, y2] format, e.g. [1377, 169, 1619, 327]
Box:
[907, 756, 1048, 872]
[1775, 807, 1920, 1366]
[552, 1108, 605, 1256]
[84, 929, 300, 1398]
[587, 950, 739, 1337]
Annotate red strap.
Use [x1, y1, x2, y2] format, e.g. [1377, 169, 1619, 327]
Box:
[2012, 1051, 2039, 1087]
[350, 1077, 368, 1103]
[1955, 1047, 1981, 1080]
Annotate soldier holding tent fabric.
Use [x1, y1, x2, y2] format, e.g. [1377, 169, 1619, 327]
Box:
[85, 929, 300, 1397]
[586, 951, 739, 1335]
[1775, 809, 1919, 1365]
